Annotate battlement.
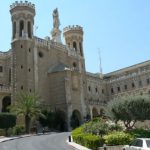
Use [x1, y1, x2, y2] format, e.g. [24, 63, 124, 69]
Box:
[63, 25, 83, 33]
[10, 1, 35, 10]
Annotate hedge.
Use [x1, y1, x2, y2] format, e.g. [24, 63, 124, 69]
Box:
[104, 131, 133, 145]
[72, 126, 104, 149]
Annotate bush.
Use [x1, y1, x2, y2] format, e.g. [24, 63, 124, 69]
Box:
[104, 131, 133, 145]
[13, 125, 25, 135]
[0, 129, 5, 136]
[83, 118, 109, 136]
[0, 113, 16, 136]
[72, 126, 104, 149]
[108, 123, 123, 131]
[7, 128, 13, 136]
[128, 128, 150, 138]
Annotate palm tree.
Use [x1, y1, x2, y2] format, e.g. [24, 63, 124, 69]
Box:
[10, 92, 43, 133]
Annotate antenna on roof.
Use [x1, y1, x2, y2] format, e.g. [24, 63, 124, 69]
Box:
[34, 26, 38, 36]
[98, 48, 103, 79]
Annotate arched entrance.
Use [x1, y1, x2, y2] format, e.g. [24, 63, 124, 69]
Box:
[2, 96, 11, 112]
[70, 109, 81, 129]
[55, 110, 67, 131]
[92, 107, 99, 118]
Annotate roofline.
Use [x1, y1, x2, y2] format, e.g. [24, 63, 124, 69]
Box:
[105, 60, 150, 76]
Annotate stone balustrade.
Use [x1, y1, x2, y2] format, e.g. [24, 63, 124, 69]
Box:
[34, 37, 79, 57]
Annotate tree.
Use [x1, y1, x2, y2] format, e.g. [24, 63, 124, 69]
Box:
[10, 92, 43, 133]
[39, 109, 67, 131]
[106, 95, 150, 129]
[39, 109, 55, 128]
[0, 113, 16, 136]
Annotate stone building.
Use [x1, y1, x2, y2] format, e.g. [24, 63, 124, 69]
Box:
[0, 1, 150, 130]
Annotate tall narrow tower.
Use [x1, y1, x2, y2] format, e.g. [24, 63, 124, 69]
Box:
[63, 25, 85, 74]
[10, 1, 36, 101]
[63, 25, 87, 121]
[63, 25, 84, 57]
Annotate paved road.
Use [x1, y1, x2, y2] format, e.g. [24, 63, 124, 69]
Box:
[0, 132, 75, 150]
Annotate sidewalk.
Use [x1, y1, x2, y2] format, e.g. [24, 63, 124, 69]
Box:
[66, 137, 91, 150]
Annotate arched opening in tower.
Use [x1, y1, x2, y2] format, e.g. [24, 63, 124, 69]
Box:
[28, 21, 31, 38]
[73, 41, 77, 51]
[19, 20, 24, 37]
[2, 96, 11, 112]
[13, 22, 16, 39]
[79, 42, 83, 56]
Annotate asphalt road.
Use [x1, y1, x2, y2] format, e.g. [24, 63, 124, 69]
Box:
[0, 132, 75, 150]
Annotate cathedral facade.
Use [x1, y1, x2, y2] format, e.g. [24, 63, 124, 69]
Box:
[0, 1, 150, 129]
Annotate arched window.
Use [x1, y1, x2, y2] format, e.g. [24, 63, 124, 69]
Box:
[13, 22, 16, 39]
[73, 41, 77, 51]
[19, 20, 24, 37]
[28, 21, 31, 38]
[79, 42, 83, 56]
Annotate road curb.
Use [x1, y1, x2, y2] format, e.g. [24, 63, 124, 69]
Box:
[66, 139, 91, 150]
[0, 135, 32, 143]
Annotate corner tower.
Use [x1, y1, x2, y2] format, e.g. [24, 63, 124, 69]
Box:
[10, 1, 36, 101]
[63, 25, 84, 57]
[10, 1, 35, 40]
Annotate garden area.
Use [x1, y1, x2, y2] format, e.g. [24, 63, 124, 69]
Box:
[72, 95, 150, 149]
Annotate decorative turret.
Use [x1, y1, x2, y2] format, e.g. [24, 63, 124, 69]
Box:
[10, 1, 35, 40]
[63, 25, 84, 57]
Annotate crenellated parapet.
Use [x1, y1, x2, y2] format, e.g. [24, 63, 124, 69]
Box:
[10, 1, 35, 10]
[63, 25, 83, 33]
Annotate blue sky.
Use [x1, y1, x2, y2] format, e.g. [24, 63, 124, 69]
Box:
[0, 0, 150, 73]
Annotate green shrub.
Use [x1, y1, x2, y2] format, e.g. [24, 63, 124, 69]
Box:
[108, 123, 123, 131]
[83, 118, 109, 136]
[128, 128, 150, 138]
[0, 113, 16, 136]
[72, 126, 104, 149]
[0, 129, 5, 136]
[13, 125, 25, 135]
[104, 131, 133, 145]
[7, 128, 13, 136]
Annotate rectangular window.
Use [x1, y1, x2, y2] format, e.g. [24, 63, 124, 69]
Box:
[132, 82, 135, 88]
[111, 88, 114, 94]
[117, 87, 120, 92]
[139, 80, 142, 87]
[124, 85, 127, 90]
[102, 89, 104, 94]
[95, 87, 98, 93]
[147, 79, 150, 85]
[0, 66, 3, 72]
